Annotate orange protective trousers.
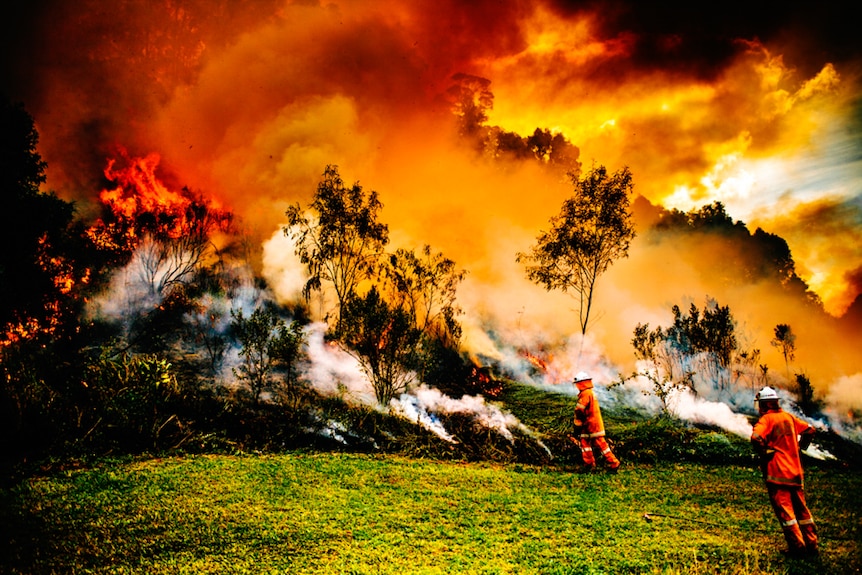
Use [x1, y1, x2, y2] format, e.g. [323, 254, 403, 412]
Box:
[767, 484, 818, 553]
[578, 435, 620, 469]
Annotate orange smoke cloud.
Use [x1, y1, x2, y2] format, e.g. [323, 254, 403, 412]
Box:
[4, 0, 860, 397]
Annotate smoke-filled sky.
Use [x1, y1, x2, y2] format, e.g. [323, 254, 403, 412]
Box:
[2, 0, 861, 402]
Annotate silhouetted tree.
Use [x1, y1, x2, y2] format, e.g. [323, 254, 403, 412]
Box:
[337, 287, 422, 405]
[628, 298, 749, 404]
[0, 98, 78, 342]
[284, 165, 389, 333]
[382, 245, 467, 386]
[665, 300, 737, 391]
[446, 72, 494, 139]
[771, 323, 796, 379]
[382, 246, 465, 344]
[794, 372, 821, 416]
[631, 322, 694, 414]
[231, 306, 304, 406]
[650, 202, 821, 305]
[517, 164, 636, 335]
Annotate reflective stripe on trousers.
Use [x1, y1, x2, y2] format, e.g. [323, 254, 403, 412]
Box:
[579, 435, 619, 468]
[767, 484, 818, 552]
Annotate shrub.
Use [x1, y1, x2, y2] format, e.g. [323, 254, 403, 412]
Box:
[83, 350, 181, 452]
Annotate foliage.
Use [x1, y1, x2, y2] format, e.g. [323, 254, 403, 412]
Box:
[283, 165, 389, 331]
[0, 98, 83, 344]
[794, 373, 823, 416]
[82, 349, 182, 451]
[651, 201, 822, 306]
[382, 245, 465, 342]
[631, 322, 695, 414]
[446, 72, 494, 139]
[771, 323, 796, 378]
[270, 319, 307, 410]
[3, 453, 859, 574]
[184, 294, 228, 383]
[445, 74, 580, 170]
[86, 154, 233, 276]
[517, 164, 636, 335]
[337, 287, 422, 405]
[381, 245, 467, 385]
[230, 306, 305, 406]
[413, 338, 476, 397]
[666, 299, 737, 390]
[126, 284, 199, 353]
[631, 298, 744, 403]
[0, 335, 86, 478]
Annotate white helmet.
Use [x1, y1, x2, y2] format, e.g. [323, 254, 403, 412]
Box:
[756, 386, 778, 401]
[574, 371, 591, 383]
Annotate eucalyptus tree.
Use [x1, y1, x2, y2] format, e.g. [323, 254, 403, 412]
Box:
[284, 165, 389, 332]
[337, 286, 422, 405]
[771, 323, 796, 379]
[517, 164, 636, 335]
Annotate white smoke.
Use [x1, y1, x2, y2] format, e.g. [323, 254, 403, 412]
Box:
[88, 218, 855, 457]
[261, 227, 307, 304]
[822, 373, 862, 444]
[84, 257, 160, 325]
[301, 322, 377, 404]
[390, 390, 457, 443]
[667, 387, 754, 437]
[390, 385, 549, 452]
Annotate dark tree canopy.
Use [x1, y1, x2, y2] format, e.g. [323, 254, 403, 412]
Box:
[445, 74, 580, 173]
[649, 201, 821, 305]
[0, 98, 78, 341]
[337, 286, 422, 405]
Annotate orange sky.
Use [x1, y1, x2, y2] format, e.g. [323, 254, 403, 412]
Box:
[2, 0, 860, 401]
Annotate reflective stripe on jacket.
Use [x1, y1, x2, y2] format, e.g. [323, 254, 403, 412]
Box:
[751, 410, 814, 487]
[574, 385, 605, 437]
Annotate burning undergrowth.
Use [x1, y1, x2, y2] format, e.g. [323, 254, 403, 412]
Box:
[468, 323, 861, 463]
[4, 140, 860, 476]
[79, 231, 861, 468]
[81, 241, 555, 463]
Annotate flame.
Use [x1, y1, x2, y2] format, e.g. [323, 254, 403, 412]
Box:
[2, 233, 92, 347]
[467, 356, 502, 397]
[87, 149, 232, 258]
[521, 349, 549, 373]
[2, 301, 64, 347]
[99, 152, 192, 236]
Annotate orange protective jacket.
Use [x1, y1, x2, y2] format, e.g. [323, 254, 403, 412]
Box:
[574, 382, 605, 438]
[751, 409, 815, 487]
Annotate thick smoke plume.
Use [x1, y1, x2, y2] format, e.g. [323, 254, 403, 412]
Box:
[4, 1, 860, 440]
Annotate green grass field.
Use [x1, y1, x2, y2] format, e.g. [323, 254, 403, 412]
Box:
[2, 452, 859, 574]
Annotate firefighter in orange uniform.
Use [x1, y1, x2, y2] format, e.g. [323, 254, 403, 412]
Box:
[751, 386, 818, 557]
[572, 371, 620, 472]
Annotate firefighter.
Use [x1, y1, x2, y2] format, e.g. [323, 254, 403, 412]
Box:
[751, 386, 818, 557]
[571, 371, 620, 472]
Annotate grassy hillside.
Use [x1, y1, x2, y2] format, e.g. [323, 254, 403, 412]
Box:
[2, 452, 859, 574]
